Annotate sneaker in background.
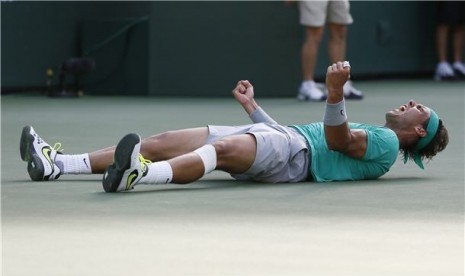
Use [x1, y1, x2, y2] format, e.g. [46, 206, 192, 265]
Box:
[297, 81, 327, 102]
[343, 80, 363, 100]
[452, 61, 465, 79]
[434, 62, 456, 81]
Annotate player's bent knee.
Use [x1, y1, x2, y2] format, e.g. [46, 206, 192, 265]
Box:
[211, 140, 232, 165]
[212, 136, 256, 173]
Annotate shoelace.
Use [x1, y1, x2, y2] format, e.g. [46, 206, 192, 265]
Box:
[52, 142, 64, 153]
[138, 154, 152, 173]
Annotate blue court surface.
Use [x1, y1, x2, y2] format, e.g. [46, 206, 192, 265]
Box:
[1, 80, 464, 275]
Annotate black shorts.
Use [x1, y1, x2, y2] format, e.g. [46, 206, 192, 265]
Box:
[437, 1, 465, 26]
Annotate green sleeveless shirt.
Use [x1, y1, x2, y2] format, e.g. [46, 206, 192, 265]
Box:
[290, 122, 399, 182]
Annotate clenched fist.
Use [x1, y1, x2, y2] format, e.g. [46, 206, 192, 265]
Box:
[326, 61, 351, 103]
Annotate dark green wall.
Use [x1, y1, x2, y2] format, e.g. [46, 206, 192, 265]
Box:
[1, 1, 452, 97]
[1, 1, 150, 94]
[148, 1, 302, 97]
[347, 1, 437, 74]
[2, 2, 81, 88]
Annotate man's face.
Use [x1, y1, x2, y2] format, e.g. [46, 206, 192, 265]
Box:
[386, 100, 431, 127]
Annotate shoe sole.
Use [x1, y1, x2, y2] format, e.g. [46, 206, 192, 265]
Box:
[345, 94, 363, 100]
[453, 69, 465, 79]
[20, 126, 46, 181]
[434, 74, 456, 81]
[102, 133, 141, 193]
[20, 126, 33, 162]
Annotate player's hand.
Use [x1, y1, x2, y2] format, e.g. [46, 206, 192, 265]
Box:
[232, 80, 259, 115]
[232, 80, 255, 106]
[326, 61, 351, 103]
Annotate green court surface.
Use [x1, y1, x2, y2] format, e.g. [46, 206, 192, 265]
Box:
[1, 80, 464, 276]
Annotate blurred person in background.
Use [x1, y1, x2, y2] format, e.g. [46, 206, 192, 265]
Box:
[434, 1, 465, 80]
[286, 0, 363, 101]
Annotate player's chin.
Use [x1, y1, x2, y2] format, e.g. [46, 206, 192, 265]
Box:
[388, 108, 402, 115]
[385, 110, 398, 119]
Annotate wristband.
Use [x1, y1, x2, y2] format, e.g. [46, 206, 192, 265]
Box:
[250, 107, 277, 124]
[324, 100, 347, 126]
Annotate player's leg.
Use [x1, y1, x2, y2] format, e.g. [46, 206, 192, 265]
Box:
[89, 127, 209, 173]
[20, 125, 209, 181]
[170, 134, 256, 183]
[102, 133, 256, 192]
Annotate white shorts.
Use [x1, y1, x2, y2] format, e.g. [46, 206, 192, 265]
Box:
[299, 0, 353, 27]
[207, 123, 311, 183]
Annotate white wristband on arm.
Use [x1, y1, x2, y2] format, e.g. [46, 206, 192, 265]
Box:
[250, 107, 277, 124]
[323, 99, 347, 126]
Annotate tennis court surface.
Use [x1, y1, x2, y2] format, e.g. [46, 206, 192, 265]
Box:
[2, 80, 464, 275]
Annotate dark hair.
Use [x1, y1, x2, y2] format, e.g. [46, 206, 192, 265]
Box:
[402, 119, 449, 162]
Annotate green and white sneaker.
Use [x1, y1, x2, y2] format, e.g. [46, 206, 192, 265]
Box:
[102, 133, 151, 192]
[20, 125, 62, 181]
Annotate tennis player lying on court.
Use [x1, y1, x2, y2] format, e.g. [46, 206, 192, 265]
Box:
[20, 61, 449, 192]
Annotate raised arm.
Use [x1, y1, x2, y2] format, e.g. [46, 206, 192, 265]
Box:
[232, 80, 277, 124]
[324, 62, 367, 159]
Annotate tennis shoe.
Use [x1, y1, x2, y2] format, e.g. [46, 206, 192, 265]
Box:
[343, 80, 363, 100]
[452, 61, 465, 78]
[20, 125, 62, 181]
[102, 133, 151, 192]
[434, 62, 455, 81]
[297, 81, 327, 101]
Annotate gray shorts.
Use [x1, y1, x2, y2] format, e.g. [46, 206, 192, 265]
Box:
[299, 0, 353, 27]
[207, 123, 310, 183]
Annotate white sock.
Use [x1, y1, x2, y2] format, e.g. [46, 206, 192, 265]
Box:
[139, 161, 173, 184]
[55, 153, 92, 174]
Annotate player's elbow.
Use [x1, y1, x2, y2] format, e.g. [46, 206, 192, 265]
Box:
[326, 138, 350, 153]
[324, 126, 354, 153]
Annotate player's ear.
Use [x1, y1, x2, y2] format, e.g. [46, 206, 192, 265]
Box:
[414, 126, 427, 138]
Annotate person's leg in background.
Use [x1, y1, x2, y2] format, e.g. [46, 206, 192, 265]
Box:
[434, 1, 465, 80]
[451, 19, 465, 77]
[327, 0, 363, 99]
[435, 23, 455, 80]
[327, 23, 347, 63]
[296, 0, 327, 101]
